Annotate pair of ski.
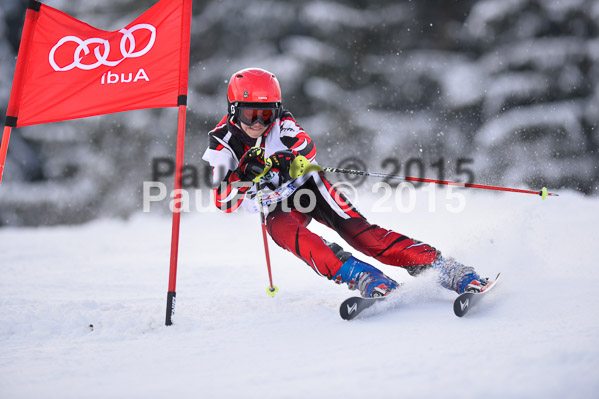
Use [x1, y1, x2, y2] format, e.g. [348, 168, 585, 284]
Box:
[339, 273, 501, 320]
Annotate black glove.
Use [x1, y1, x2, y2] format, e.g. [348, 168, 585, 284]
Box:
[268, 150, 297, 182]
[235, 147, 266, 181]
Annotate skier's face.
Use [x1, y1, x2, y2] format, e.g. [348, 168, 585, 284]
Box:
[240, 121, 268, 138]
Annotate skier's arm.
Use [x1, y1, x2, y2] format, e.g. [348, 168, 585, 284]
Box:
[202, 135, 247, 213]
[279, 112, 316, 162]
[204, 143, 267, 213]
[212, 171, 252, 213]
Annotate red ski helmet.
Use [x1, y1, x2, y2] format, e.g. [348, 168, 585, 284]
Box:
[227, 68, 282, 126]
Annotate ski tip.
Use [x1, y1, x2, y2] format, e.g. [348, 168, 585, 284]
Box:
[453, 292, 472, 317]
[339, 296, 387, 320]
[453, 272, 501, 317]
[339, 298, 360, 320]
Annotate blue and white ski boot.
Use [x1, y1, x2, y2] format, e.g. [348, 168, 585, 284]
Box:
[432, 256, 488, 294]
[333, 256, 398, 298]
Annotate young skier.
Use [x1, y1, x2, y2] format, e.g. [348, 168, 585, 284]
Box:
[202, 67, 488, 298]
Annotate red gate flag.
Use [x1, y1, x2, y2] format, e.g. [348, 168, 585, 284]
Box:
[1, 0, 192, 326]
[5, 0, 191, 128]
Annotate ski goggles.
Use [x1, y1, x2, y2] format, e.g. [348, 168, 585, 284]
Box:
[237, 106, 278, 126]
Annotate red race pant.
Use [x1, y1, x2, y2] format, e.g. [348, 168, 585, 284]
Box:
[265, 173, 438, 279]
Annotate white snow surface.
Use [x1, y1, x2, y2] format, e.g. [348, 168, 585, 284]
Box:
[1, 189, 598, 399]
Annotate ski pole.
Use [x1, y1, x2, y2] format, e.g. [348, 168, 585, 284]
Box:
[288, 156, 558, 199]
[257, 187, 278, 297]
[251, 140, 278, 297]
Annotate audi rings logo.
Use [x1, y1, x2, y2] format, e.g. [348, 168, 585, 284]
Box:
[49, 24, 156, 71]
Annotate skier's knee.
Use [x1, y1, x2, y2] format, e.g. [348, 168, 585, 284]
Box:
[321, 238, 352, 264]
[404, 264, 432, 277]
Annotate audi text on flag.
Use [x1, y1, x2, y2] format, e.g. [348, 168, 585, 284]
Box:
[6, 0, 191, 127]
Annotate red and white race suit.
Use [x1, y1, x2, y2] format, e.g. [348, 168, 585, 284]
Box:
[202, 110, 439, 279]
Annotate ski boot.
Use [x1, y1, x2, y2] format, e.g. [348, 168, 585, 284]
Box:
[333, 256, 398, 298]
[432, 255, 488, 294]
[463, 277, 490, 293]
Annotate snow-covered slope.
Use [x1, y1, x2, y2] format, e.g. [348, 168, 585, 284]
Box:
[1, 189, 598, 398]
